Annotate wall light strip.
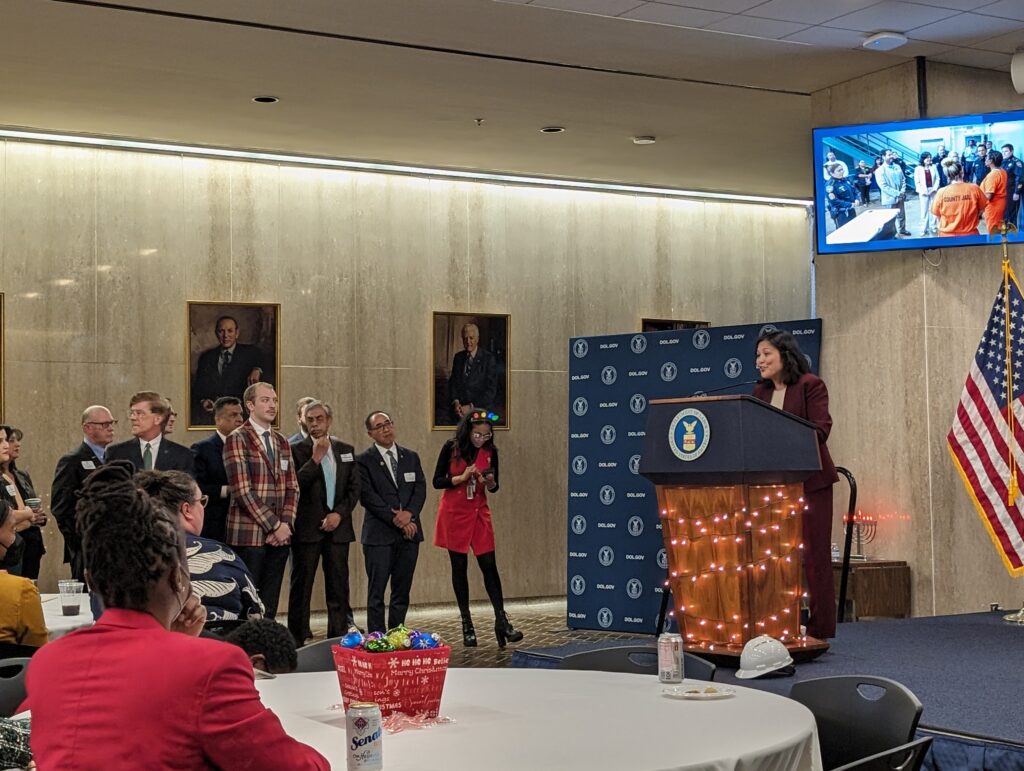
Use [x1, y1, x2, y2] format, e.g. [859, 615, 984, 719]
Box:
[0, 127, 812, 208]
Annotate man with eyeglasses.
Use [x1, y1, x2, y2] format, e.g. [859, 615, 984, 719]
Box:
[51, 405, 116, 579]
[356, 411, 426, 633]
[107, 391, 195, 475]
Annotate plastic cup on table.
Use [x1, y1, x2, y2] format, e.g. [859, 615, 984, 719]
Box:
[59, 581, 85, 617]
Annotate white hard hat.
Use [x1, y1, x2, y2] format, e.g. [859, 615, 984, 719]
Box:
[734, 635, 794, 679]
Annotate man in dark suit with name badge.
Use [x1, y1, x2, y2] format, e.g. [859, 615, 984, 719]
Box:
[288, 400, 361, 645]
[52, 405, 116, 580]
[356, 411, 426, 633]
[190, 396, 244, 542]
[106, 392, 195, 476]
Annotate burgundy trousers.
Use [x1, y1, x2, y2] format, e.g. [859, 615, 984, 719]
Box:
[802, 485, 836, 639]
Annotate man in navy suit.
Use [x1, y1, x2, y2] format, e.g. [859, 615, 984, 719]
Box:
[190, 396, 244, 542]
[190, 316, 269, 425]
[356, 411, 426, 633]
[106, 391, 195, 476]
[51, 405, 116, 580]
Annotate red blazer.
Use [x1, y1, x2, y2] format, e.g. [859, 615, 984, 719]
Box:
[21, 609, 328, 770]
[224, 422, 299, 548]
[752, 373, 839, 492]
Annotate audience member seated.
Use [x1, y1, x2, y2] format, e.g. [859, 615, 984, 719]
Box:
[135, 469, 265, 622]
[0, 501, 46, 650]
[19, 461, 328, 770]
[224, 618, 298, 675]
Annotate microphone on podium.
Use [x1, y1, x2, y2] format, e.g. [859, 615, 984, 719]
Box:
[689, 379, 760, 397]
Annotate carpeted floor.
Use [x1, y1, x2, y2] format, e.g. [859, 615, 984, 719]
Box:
[309, 596, 641, 670]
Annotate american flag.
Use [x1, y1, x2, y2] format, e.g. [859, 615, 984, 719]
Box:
[948, 270, 1024, 576]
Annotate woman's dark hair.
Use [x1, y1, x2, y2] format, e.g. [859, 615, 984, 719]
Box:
[134, 469, 196, 513]
[919, 151, 931, 163]
[225, 619, 298, 674]
[76, 460, 183, 610]
[453, 411, 496, 463]
[0, 499, 10, 530]
[755, 330, 810, 386]
[0, 425, 17, 471]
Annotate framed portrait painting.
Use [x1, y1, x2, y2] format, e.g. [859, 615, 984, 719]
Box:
[186, 301, 280, 430]
[432, 312, 509, 430]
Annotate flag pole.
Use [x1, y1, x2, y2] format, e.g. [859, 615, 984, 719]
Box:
[998, 220, 1024, 624]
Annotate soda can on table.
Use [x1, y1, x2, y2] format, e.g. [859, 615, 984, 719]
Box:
[658, 632, 685, 683]
[346, 702, 383, 771]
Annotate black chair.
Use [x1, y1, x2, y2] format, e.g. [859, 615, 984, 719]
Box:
[831, 737, 932, 771]
[0, 658, 31, 718]
[790, 676, 923, 770]
[294, 636, 343, 673]
[0, 643, 40, 661]
[558, 645, 716, 681]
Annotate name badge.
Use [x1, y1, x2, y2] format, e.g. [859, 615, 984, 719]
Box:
[340, 453, 354, 463]
[280, 459, 290, 472]
[403, 472, 416, 483]
[5, 484, 17, 498]
[81, 460, 96, 470]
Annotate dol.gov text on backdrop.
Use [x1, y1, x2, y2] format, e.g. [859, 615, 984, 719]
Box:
[567, 319, 823, 634]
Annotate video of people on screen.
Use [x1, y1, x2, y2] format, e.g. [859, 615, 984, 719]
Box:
[818, 118, 1024, 250]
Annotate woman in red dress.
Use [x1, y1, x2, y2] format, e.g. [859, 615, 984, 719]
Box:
[752, 331, 839, 640]
[433, 411, 523, 648]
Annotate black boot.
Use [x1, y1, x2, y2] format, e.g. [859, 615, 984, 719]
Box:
[494, 611, 524, 648]
[461, 615, 478, 647]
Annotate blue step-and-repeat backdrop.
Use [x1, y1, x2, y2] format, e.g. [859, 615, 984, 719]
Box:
[566, 319, 822, 634]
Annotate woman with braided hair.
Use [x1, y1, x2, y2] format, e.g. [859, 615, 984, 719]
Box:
[432, 410, 523, 648]
[20, 460, 328, 770]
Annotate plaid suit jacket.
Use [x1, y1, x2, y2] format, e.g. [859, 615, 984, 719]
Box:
[223, 422, 298, 548]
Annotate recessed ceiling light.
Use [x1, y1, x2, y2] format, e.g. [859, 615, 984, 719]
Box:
[252, 95, 279, 104]
[540, 126, 565, 134]
[632, 136, 656, 145]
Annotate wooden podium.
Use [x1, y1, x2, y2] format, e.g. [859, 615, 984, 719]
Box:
[640, 395, 829, 664]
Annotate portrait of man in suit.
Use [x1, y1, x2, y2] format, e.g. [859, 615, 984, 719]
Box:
[106, 391, 195, 476]
[288, 400, 360, 645]
[356, 410, 426, 633]
[190, 396, 244, 543]
[432, 312, 509, 429]
[187, 302, 279, 429]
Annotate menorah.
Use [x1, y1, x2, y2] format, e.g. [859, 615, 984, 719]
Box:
[843, 511, 877, 560]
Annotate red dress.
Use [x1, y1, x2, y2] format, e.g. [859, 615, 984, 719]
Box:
[433, 444, 497, 555]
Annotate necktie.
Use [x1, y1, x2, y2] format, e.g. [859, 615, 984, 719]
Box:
[219, 349, 232, 374]
[387, 449, 398, 484]
[263, 431, 276, 465]
[142, 442, 153, 470]
[323, 452, 336, 509]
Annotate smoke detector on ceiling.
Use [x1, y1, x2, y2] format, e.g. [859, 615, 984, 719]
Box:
[862, 32, 908, 52]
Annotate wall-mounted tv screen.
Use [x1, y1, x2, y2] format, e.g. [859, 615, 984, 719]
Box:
[814, 110, 1024, 255]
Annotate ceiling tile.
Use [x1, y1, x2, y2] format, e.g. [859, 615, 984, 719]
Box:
[826, 2, 961, 32]
[978, 0, 1024, 21]
[931, 45, 1013, 68]
[974, 26, 1024, 53]
[744, 0, 880, 26]
[780, 25, 866, 46]
[907, 0, 1004, 10]
[705, 14, 809, 38]
[619, 3, 730, 27]
[908, 11, 1019, 44]
[894, 39, 953, 56]
[656, 0, 766, 11]
[529, 0, 644, 14]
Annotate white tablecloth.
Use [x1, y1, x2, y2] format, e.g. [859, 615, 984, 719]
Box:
[39, 593, 95, 640]
[257, 668, 822, 771]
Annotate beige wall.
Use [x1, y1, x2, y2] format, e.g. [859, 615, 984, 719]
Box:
[813, 62, 1024, 616]
[0, 139, 813, 611]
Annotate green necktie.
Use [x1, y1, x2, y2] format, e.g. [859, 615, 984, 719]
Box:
[142, 442, 154, 470]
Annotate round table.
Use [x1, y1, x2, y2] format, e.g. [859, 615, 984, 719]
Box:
[39, 593, 95, 640]
[257, 668, 822, 771]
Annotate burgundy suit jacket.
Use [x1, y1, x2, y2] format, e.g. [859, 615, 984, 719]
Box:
[21, 608, 328, 770]
[752, 372, 839, 492]
[224, 422, 299, 548]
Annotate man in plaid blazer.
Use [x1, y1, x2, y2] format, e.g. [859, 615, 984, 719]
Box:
[224, 382, 298, 620]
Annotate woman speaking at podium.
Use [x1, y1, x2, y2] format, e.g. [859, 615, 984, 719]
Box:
[752, 330, 839, 639]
